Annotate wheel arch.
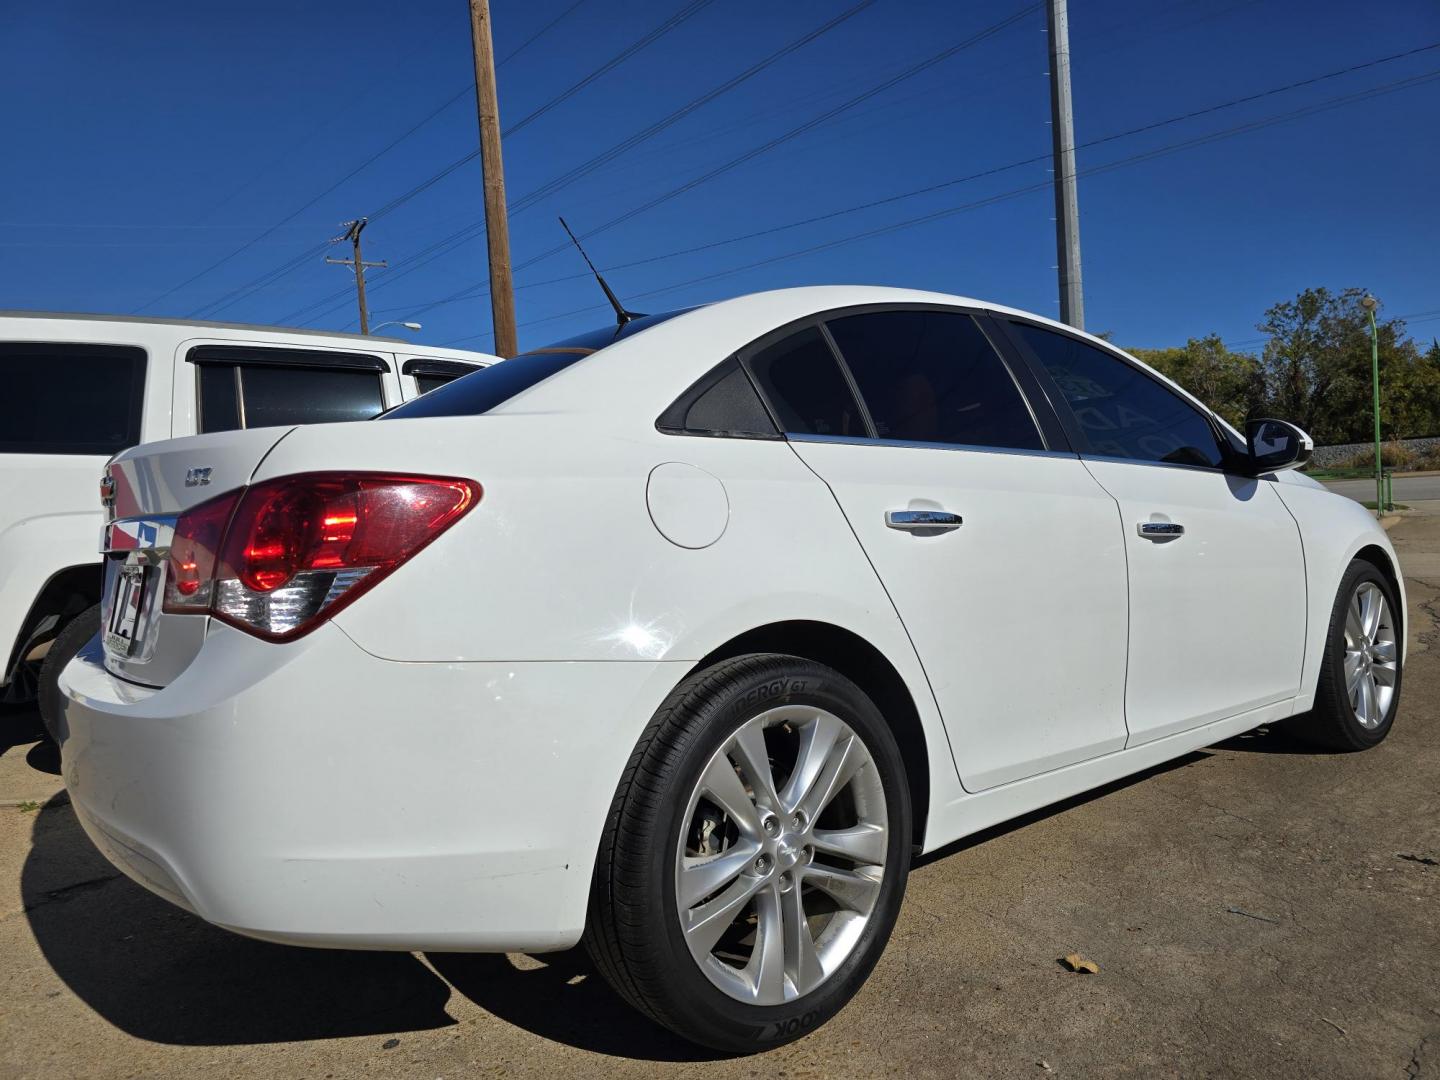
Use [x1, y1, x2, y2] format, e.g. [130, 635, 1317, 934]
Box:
[1353, 543, 1403, 626]
[690, 620, 933, 851]
[4, 562, 103, 687]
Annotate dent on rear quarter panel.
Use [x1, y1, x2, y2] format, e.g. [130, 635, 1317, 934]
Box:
[1270, 481, 1406, 711]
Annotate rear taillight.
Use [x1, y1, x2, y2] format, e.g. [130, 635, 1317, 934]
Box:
[164, 473, 479, 640]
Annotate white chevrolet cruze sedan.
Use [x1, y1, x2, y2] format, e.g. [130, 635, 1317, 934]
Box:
[60, 287, 1404, 1052]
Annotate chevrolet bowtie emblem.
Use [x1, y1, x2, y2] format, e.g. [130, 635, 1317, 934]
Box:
[185, 467, 213, 487]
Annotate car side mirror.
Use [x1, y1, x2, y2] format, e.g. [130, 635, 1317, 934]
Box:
[1244, 418, 1313, 475]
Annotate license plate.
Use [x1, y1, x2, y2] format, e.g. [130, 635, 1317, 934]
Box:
[104, 562, 150, 658]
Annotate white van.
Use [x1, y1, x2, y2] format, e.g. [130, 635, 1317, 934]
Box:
[0, 312, 498, 730]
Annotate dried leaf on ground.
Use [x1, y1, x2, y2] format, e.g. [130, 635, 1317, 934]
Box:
[1061, 953, 1099, 974]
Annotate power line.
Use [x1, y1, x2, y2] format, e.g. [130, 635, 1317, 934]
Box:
[307, 4, 1040, 328]
[281, 0, 886, 326]
[150, 0, 657, 318]
[435, 68, 1440, 346]
[395, 48, 1440, 324]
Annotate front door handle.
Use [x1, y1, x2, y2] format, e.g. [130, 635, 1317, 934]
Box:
[1137, 521, 1185, 539]
[886, 510, 963, 532]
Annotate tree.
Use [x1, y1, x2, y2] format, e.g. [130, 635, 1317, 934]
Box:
[1254, 287, 1426, 444]
[1129, 335, 1263, 429]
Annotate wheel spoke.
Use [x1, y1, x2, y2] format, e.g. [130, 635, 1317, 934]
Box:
[794, 733, 867, 824]
[683, 872, 766, 956]
[1371, 639, 1398, 663]
[782, 882, 824, 994]
[1372, 661, 1398, 688]
[803, 862, 882, 913]
[700, 754, 763, 837]
[811, 822, 887, 866]
[1357, 672, 1376, 726]
[730, 721, 782, 815]
[1343, 649, 1364, 692]
[679, 841, 761, 909]
[779, 712, 843, 814]
[1346, 601, 1365, 647]
[1359, 586, 1381, 639]
[750, 885, 787, 1003]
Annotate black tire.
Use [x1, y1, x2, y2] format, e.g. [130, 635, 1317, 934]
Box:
[584, 654, 912, 1054]
[38, 603, 100, 743]
[1289, 560, 1402, 751]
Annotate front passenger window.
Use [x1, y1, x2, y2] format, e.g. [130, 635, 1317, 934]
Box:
[1009, 323, 1224, 468]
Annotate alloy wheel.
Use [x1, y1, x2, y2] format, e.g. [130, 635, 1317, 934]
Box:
[1343, 581, 1398, 729]
[673, 705, 888, 1005]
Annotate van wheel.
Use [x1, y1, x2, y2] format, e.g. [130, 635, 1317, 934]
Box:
[585, 654, 911, 1053]
[38, 604, 101, 742]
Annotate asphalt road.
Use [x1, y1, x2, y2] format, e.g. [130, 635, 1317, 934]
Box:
[2, 517, 1438, 1079]
[1324, 473, 1440, 503]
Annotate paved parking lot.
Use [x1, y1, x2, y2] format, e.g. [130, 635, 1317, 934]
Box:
[2, 515, 1437, 1080]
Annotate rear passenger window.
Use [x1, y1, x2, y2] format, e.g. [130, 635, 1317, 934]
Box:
[825, 311, 1043, 450]
[192, 349, 387, 433]
[0, 342, 146, 455]
[746, 327, 865, 437]
[1009, 323, 1224, 468]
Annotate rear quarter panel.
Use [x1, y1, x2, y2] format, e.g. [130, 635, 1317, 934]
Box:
[255, 413, 968, 816]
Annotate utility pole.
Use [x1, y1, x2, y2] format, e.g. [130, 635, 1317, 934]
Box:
[1046, 0, 1084, 330]
[1362, 294, 1383, 515]
[325, 219, 387, 334]
[468, 0, 518, 357]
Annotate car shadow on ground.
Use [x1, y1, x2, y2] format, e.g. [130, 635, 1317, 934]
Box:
[21, 794, 725, 1059]
[22, 795, 457, 1046]
[428, 951, 728, 1062]
[1211, 719, 1346, 755]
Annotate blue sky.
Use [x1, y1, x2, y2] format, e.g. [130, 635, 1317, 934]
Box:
[2, 0, 1437, 354]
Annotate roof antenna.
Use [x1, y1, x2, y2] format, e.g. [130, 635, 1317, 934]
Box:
[558, 216, 645, 327]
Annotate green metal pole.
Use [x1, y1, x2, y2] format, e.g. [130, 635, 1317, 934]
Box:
[1370, 307, 1382, 517]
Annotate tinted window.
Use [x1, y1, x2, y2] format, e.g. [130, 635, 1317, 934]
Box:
[382, 350, 585, 420]
[747, 327, 865, 437]
[0, 343, 145, 454]
[383, 310, 693, 421]
[1010, 323, 1224, 468]
[415, 374, 454, 395]
[826, 311, 1043, 450]
[197, 364, 241, 433]
[196, 363, 385, 432]
[240, 366, 385, 428]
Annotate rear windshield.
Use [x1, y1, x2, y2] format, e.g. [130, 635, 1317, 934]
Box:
[380, 310, 690, 421]
[0, 342, 146, 454]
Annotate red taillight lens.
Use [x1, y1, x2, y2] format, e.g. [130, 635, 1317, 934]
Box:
[164, 490, 241, 612]
[164, 473, 479, 640]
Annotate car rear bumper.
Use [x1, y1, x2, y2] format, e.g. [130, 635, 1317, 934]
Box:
[59, 620, 686, 952]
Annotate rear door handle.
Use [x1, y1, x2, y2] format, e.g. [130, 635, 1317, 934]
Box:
[1137, 521, 1185, 539]
[886, 510, 963, 532]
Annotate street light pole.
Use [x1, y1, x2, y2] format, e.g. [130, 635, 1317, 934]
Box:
[1362, 293, 1382, 516]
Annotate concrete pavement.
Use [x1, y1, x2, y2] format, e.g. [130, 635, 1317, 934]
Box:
[2, 518, 1438, 1078]
[1323, 473, 1440, 504]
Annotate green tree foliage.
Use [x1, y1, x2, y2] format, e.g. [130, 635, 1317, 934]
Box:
[1126, 288, 1440, 444]
[1129, 335, 1263, 429]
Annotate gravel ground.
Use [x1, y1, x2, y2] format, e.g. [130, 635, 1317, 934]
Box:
[1, 515, 1437, 1080]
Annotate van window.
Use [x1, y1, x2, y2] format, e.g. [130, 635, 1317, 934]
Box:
[0, 343, 146, 454]
[191, 347, 388, 433]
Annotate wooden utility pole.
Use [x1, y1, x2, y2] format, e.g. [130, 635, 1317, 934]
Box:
[325, 218, 387, 334]
[468, 0, 518, 357]
[1046, 0, 1084, 330]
